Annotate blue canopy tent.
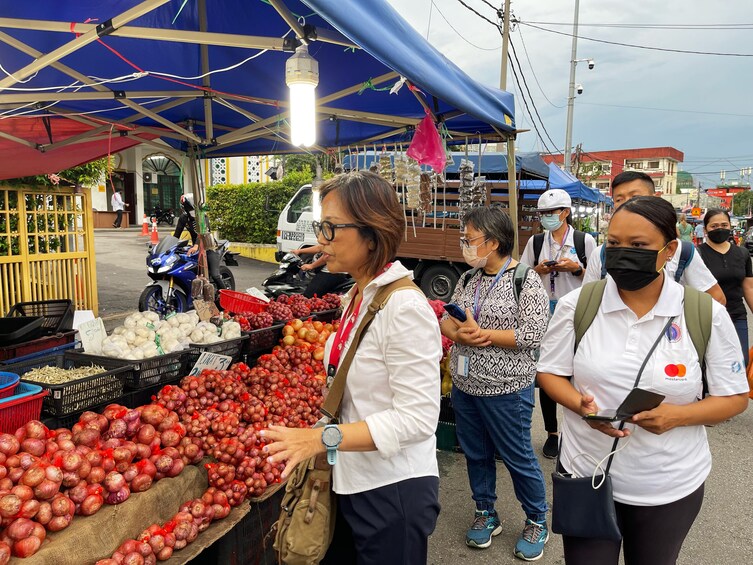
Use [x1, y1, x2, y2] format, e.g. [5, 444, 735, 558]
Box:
[0, 0, 516, 179]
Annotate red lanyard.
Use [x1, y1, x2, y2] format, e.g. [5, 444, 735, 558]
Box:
[327, 263, 392, 374]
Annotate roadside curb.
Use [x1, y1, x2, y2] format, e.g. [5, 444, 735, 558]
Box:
[229, 242, 277, 264]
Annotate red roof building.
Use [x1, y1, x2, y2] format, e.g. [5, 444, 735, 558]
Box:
[543, 147, 684, 196]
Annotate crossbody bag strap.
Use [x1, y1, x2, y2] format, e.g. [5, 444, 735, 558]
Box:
[320, 278, 419, 420]
[602, 315, 676, 476]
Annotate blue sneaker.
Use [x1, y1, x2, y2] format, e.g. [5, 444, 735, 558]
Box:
[465, 509, 502, 549]
[514, 519, 549, 561]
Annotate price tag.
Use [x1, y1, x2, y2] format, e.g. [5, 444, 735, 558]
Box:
[189, 352, 233, 376]
[78, 318, 106, 355]
[193, 299, 220, 321]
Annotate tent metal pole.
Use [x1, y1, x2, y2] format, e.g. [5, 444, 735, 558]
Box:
[0, 18, 291, 50]
[0, 130, 39, 149]
[268, 0, 309, 42]
[198, 0, 213, 141]
[506, 132, 519, 259]
[0, 90, 205, 104]
[0, 0, 171, 88]
[319, 72, 399, 104]
[214, 98, 263, 123]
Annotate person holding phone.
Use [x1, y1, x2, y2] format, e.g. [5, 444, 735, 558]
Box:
[440, 206, 551, 561]
[536, 196, 749, 565]
[520, 189, 597, 459]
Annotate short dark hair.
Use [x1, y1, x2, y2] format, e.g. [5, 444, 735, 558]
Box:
[612, 171, 655, 194]
[318, 171, 404, 277]
[462, 206, 515, 257]
[703, 208, 731, 228]
[611, 196, 677, 244]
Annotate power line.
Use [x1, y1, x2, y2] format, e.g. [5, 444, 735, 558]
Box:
[517, 21, 753, 57]
[521, 21, 753, 31]
[516, 24, 565, 109]
[455, 0, 498, 28]
[579, 101, 753, 119]
[430, 0, 500, 51]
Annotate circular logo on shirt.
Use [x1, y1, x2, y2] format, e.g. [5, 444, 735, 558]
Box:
[664, 364, 687, 378]
[665, 323, 682, 343]
[731, 361, 743, 373]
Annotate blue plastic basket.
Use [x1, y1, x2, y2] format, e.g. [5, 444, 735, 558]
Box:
[0, 371, 20, 400]
[0, 381, 43, 403]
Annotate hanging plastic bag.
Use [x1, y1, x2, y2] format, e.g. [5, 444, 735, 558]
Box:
[407, 112, 446, 173]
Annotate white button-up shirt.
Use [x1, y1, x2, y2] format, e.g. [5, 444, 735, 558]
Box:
[537, 274, 748, 506]
[324, 262, 442, 495]
[583, 240, 718, 291]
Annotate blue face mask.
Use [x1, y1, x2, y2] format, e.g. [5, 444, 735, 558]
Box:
[541, 213, 563, 231]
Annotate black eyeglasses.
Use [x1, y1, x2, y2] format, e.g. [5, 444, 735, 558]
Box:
[312, 220, 360, 241]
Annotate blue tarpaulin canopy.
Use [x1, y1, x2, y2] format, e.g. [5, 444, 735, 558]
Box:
[519, 163, 605, 203]
[0, 0, 516, 179]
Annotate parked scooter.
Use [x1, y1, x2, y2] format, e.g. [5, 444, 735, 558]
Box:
[150, 206, 175, 226]
[139, 235, 239, 315]
[262, 252, 353, 298]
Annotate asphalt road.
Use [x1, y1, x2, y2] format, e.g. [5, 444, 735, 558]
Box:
[93, 228, 752, 565]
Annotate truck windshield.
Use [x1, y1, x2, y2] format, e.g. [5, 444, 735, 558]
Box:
[287, 188, 313, 224]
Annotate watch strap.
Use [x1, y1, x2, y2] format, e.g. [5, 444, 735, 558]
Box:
[326, 448, 337, 465]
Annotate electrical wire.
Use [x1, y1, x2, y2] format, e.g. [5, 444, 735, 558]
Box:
[516, 24, 565, 108]
[454, 0, 498, 28]
[506, 49, 553, 154]
[517, 21, 753, 57]
[430, 0, 500, 51]
[520, 20, 753, 31]
[579, 101, 753, 119]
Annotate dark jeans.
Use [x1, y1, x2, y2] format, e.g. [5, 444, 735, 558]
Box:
[321, 476, 440, 565]
[452, 384, 548, 522]
[563, 483, 704, 565]
[539, 387, 558, 434]
[304, 272, 350, 298]
[733, 317, 749, 367]
[113, 209, 123, 227]
[173, 213, 196, 241]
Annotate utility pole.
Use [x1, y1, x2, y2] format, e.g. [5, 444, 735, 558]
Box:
[497, 0, 518, 257]
[563, 0, 580, 172]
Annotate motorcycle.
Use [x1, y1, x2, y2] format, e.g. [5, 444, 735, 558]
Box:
[263, 252, 353, 298]
[150, 206, 175, 227]
[139, 235, 239, 315]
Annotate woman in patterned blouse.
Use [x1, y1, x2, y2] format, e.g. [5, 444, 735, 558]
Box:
[440, 206, 551, 561]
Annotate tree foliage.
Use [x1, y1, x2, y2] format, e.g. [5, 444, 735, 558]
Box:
[205, 170, 313, 243]
[0, 157, 110, 188]
[732, 190, 753, 217]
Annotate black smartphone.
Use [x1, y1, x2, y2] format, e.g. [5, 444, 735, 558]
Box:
[543, 260, 558, 267]
[443, 303, 467, 322]
[583, 388, 665, 422]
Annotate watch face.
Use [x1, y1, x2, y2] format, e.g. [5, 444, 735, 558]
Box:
[322, 426, 342, 447]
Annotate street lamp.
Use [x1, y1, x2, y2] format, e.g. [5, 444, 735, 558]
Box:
[286, 44, 319, 147]
[563, 0, 595, 172]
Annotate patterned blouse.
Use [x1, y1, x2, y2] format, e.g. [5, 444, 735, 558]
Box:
[446, 265, 549, 396]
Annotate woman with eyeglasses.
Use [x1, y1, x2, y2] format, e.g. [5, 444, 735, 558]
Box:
[697, 209, 753, 366]
[260, 171, 443, 564]
[440, 206, 551, 561]
[537, 196, 749, 565]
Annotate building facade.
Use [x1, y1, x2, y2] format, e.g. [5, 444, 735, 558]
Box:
[543, 147, 685, 196]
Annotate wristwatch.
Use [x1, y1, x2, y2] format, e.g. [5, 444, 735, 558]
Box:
[321, 425, 343, 465]
[572, 267, 584, 277]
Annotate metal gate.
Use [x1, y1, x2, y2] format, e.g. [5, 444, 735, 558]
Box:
[0, 186, 98, 315]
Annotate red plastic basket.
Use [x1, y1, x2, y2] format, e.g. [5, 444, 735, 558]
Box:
[0, 372, 20, 400]
[219, 290, 269, 314]
[0, 384, 48, 434]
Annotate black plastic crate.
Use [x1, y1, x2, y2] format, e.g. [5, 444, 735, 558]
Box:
[243, 323, 285, 356]
[41, 394, 130, 431]
[312, 308, 342, 323]
[185, 335, 249, 369]
[3, 352, 133, 416]
[6, 300, 74, 335]
[0, 317, 44, 346]
[66, 349, 187, 390]
[125, 378, 183, 409]
[0, 331, 77, 364]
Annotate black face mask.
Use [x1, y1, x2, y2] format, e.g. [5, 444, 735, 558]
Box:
[605, 247, 663, 291]
[707, 228, 731, 244]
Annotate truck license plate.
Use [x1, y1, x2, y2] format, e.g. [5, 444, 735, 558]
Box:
[281, 231, 304, 241]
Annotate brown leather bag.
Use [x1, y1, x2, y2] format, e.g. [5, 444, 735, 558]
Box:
[272, 278, 419, 565]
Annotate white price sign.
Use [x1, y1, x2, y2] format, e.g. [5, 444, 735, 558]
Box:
[189, 352, 233, 376]
[78, 317, 106, 355]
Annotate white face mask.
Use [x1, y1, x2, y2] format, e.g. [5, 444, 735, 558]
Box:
[462, 242, 493, 269]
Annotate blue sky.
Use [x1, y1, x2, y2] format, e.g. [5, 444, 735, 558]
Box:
[387, 0, 753, 188]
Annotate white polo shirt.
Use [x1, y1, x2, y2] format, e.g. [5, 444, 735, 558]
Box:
[323, 261, 442, 495]
[537, 274, 748, 506]
[520, 228, 597, 300]
[583, 240, 718, 291]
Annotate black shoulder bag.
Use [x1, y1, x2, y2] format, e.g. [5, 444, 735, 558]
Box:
[551, 316, 675, 542]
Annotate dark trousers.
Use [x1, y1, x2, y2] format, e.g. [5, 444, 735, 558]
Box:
[733, 317, 749, 367]
[539, 387, 558, 434]
[304, 272, 349, 298]
[113, 209, 123, 227]
[321, 476, 440, 565]
[563, 483, 704, 565]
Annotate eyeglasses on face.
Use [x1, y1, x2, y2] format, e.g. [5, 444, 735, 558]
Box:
[312, 220, 360, 241]
[459, 234, 488, 250]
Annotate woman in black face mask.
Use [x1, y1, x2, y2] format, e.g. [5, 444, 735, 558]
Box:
[535, 196, 749, 565]
[697, 209, 753, 366]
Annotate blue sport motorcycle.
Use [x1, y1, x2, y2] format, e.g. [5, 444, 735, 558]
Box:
[138, 235, 238, 315]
